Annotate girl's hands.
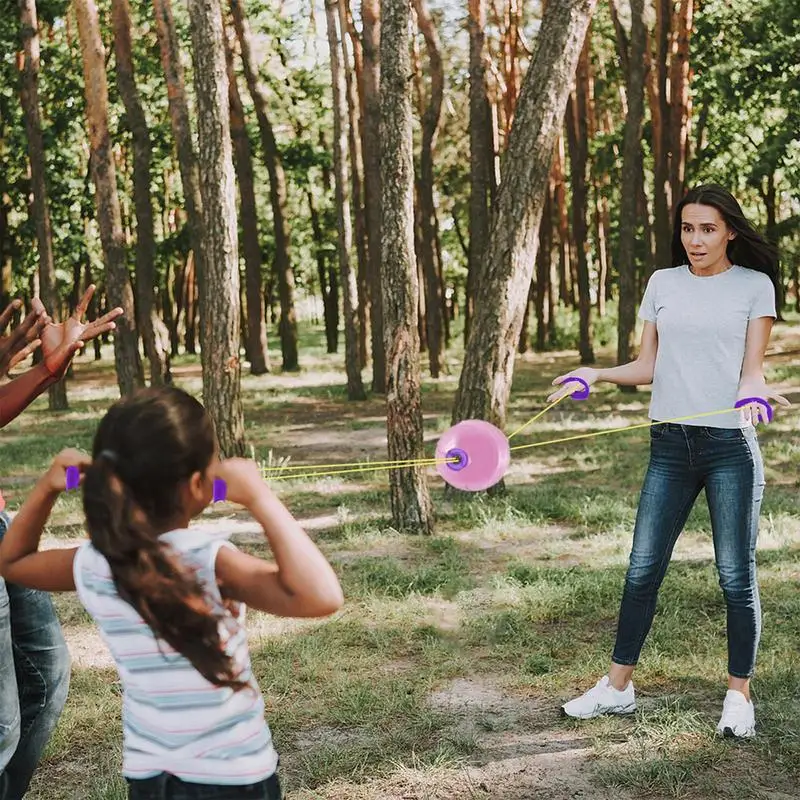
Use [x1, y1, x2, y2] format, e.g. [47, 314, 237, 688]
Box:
[0, 299, 47, 378]
[210, 458, 270, 507]
[736, 380, 791, 426]
[45, 448, 92, 494]
[546, 367, 600, 403]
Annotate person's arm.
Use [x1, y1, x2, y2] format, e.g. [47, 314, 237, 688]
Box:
[0, 362, 60, 428]
[0, 449, 89, 590]
[736, 316, 790, 423]
[547, 322, 658, 402]
[213, 460, 344, 618]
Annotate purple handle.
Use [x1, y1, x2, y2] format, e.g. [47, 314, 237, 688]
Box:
[212, 478, 227, 503]
[557, 376, 590, 401]
[65, 466, 80, 492]
[734, 396, 773, 423]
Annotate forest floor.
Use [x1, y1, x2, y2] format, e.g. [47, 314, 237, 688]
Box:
[3, 318, 799, 800]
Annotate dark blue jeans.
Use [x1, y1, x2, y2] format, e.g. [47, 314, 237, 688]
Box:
[0, 511, 71, 800]
[126, 772, 282, 799]
[612, 423, 765, 679]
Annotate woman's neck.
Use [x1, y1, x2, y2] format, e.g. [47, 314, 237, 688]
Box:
[688, 256, 733, 277]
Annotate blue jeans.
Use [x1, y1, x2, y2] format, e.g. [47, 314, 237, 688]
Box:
[612, 423, 765, 679]
[126, 773, 282, 799]
[0, 511, 71, 799]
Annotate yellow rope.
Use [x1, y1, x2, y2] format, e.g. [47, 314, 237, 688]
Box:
[507, 394, 570, 439]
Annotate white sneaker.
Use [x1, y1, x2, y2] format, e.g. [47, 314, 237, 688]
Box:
[561, 675, 636, 719]
[716, 689, 756, 739]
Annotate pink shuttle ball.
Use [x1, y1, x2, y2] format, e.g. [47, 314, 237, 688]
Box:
[435, 419, 510, 492]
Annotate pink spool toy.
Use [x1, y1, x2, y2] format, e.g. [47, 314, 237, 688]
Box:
[435, 419, 511, 492]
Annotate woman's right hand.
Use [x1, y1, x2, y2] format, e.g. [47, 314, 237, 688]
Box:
[546, 367, 601, 403]
[210, 458, 270, 508]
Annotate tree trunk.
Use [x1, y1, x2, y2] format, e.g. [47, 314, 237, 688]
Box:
[224, 27, 269, 374]
[74, 0, 144, 397]
[452, 0, 598, 433]
[340, 0, 370, 370]
[617, 0, 646, 371]
[412, 0, 444, 379]
[325, 0, 366, 400]
[762, 172, 784, 321]
[308, 190, 339, 352]
[230, 0, 299, 372]
[669, 0, 692, 206]
[381, 0, 434, 534]
[553, 134, 571, 304]
[361, 0, 386, 392]
[19, 0, 67, 409]
[152, 0, 207, 327]
[565, 31, 594, 364]
[187, 0, 246, 456]
[535, 186, 553, 350]
[112, 0, 170, 387]
[650, 0, 671, 267]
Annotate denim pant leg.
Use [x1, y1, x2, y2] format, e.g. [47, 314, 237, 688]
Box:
[127, 772, 283, 799]
[704, 427, 765, 678]
[612, 426, 704, 666]
[0, 576, 21, 793]
[0, 511, 71, 800]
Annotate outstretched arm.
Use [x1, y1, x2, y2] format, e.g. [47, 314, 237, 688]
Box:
[0, 363, 60, 428]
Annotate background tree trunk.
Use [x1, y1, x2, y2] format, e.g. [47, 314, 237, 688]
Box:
[112, 0, 170, 386]
[74, 0, 144, 397]
[381, 0, 434, 534]
[361, 0, 386, 392]
[152, 0, 206, 347]
[465, 0, 493, 346]
[187, 0, 246, 456]
[19, 0, 67, 409]
[617, 0, 646, 373]
[412, 0, 444, 378]
[325, 0, 365, 400]
[452, 0, 598, 433]
[224, 26, 269, 375]
[230, 0, 299, 371]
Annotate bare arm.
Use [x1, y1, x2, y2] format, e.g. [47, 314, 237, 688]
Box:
[736, 316, 790, 423]
[0, 478, 78, 591]
[213, 464, 343, 618]
[0, 363, 59, 428]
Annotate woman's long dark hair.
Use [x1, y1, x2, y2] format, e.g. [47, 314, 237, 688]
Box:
[671, 184, 780, 296]
[82, 386, 247, 691]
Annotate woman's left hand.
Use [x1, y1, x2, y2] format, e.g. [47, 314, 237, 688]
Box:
[45, 448, 92, 493]
[736, 380, 791, 426]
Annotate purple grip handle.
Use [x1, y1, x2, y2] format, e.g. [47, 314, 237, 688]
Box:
[734, 396, 773, 423]
[557, 376, 590, 400]
[212, 478, 227, 503]
[65, 466, 80, 492]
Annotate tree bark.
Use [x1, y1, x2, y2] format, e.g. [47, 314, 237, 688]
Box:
[565, 30, 594, 364]
[224, 27, 269, 375]
[535, 186, 553, 350]
[617, 0, 646, 370]
[187, 0, 246, 456]
[361, 0, 386, 392]
[650, 0, 671, 267]
[19, 0, 67, 409]
[553, 133, 571, 304]
[230, 0, 299, 371]
[412, 0, 444, 378]
[340, 0, 370, 370]
[452, 0, 598, 432]
[326, 0, 366, 400]
[74, 0, 144, 397]
[669, 0, 692, 206]
[465, 0, 493, 346]
[112, 0, 171, 386]
[152, 0, 207, 335]
[381, 0, 434, 534]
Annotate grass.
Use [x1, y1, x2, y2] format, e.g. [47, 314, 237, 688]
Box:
[3, 318, 799, 799]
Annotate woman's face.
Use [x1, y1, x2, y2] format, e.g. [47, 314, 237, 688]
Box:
[680, 203, 735, 271]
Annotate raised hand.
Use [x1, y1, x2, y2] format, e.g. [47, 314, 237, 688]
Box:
[736, 380, 791, 426]
[38, 285, 123, 380]
[0, 299, 47, 378]
[546, 367, 600, 403]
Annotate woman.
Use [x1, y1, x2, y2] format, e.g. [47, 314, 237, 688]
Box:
[548, 185, 789, 738]
[0, 288, 121, 798]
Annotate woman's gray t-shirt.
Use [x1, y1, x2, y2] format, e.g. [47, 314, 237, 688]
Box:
[638, 265, 776, 428]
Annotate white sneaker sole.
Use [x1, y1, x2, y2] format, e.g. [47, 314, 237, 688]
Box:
[561, 702, 637, 720]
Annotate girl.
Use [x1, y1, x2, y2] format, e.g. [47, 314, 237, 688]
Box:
[547, 185, 789, 738]
[0, 386, 344, 799]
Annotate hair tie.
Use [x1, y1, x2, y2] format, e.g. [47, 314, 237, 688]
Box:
[98, 449, 119, 466]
